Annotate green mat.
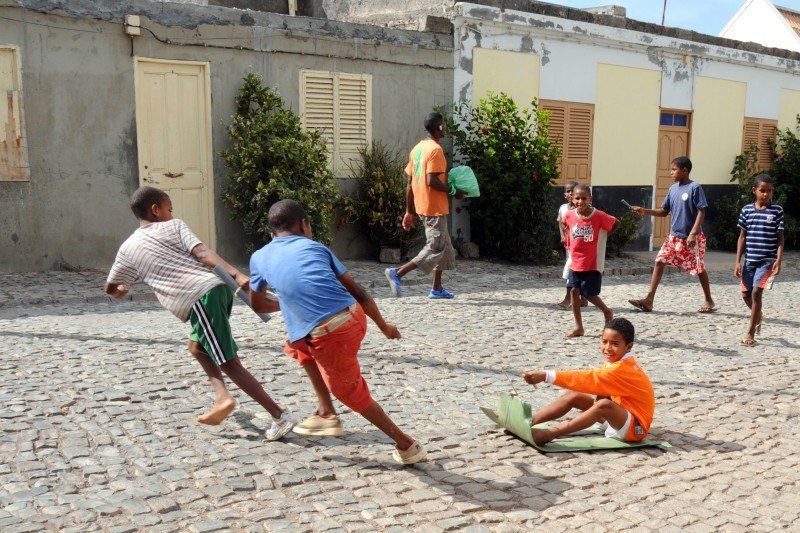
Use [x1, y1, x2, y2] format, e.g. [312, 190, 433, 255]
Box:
[481, 394, 671, 453]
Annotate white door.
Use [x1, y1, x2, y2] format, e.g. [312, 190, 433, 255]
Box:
[134, 58, 215, 247]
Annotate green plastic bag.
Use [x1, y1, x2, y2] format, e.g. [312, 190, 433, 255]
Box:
[448, 166, 480, 198]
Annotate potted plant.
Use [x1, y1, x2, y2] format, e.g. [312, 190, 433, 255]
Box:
[340, 142, 421, 262]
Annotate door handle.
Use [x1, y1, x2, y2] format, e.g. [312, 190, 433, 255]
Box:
[164, 172, 184, 178]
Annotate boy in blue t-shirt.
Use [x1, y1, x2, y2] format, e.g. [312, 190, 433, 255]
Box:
[247, 199, 426, 465]
[734, 174, 784, 346]
[628, 156, 716, 313]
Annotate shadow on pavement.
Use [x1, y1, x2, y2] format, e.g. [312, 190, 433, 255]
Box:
[649, 428, 746, 453]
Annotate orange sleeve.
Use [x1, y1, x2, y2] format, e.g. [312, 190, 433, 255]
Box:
[553, 366, 629, 397]
[426, 146, 447, 176]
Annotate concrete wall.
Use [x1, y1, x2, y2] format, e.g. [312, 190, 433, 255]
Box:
[0, 0, 452, 272]
[452, 1, 800, 249]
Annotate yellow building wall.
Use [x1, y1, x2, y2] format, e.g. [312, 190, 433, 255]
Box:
[691, 77, 746, 184]
[591, 64, 660, 186]
[779, 88, 800, 132]
[472, 48, 539, 107]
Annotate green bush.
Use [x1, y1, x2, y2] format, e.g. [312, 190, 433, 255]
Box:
[221, 73, 339, 246]
[441, 93, 561, 262]
[706, 142, 760, 250]
[338, 142, 421, 256]
[771, 115, 800, 248]
[606, 212, 638, 257]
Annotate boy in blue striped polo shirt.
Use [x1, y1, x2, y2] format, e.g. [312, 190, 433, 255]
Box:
[734, 174, 784, 347]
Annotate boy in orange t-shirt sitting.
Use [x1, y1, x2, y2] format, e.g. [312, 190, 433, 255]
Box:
[522, 318, 655, 445]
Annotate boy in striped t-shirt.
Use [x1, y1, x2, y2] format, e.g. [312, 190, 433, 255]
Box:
[105, 187, 296, 440]
[734, 174, 784, 347]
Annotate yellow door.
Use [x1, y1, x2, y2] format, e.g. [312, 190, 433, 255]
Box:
[653, 111, 690, 248]
[134, 59, 215, 248]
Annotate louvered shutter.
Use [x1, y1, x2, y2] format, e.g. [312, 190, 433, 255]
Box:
[540, 100, 593, 185]
[300, 71, 336, 159]
[300, 70, 372, 178]
[742, 118, 777, 172]
[335, 74, 371, 177]
[565, 105, 593, 185]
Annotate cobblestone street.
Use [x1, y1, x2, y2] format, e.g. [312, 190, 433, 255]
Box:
[2, 255, 799, 532]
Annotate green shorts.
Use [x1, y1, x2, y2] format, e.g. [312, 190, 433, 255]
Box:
[189, 284, 238, 365]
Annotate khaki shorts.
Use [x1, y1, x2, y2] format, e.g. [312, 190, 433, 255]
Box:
[411, 215, 456, 274]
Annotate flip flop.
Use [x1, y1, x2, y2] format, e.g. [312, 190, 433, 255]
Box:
[697, 305, 717, 313]
[740, 338, 757, 347]
[628, 299, 652, 312]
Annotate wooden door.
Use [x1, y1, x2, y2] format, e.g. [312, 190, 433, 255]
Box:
[134, 59, 215, 247]
[540, 100, 594, 186]
[653, 111, 690, 248]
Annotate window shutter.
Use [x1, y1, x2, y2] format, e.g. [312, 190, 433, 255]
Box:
[300, 70, 372, 178]
[0, 47, 28, 181]
[742, 118, 777, 172]
[335, 74, 371, 177]
[540, 100, 593, 185]
[300, 70, 336, 161]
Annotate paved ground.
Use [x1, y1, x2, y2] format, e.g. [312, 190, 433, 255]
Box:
[2, 254, 799, 532]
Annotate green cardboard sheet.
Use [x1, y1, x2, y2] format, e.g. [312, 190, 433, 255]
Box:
[482, 394, 671, 453]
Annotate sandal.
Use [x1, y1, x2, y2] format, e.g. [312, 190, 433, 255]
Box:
[697, 305, 717, 313]
[628, 299, 653, 312]
[739, 338, 757, 347]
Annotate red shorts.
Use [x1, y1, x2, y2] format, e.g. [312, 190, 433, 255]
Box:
[655, 233, 706, 276]
[283, 305, 373, 414]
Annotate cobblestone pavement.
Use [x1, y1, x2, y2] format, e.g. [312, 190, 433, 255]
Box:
[2, 255, 799, 532]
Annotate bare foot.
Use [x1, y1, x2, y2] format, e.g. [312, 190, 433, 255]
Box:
[197, 398, 236, 425]
[531, 427, 554, 446]
[564, 327, 584, 338]
[555, 300, 570, 309]
[603, 308, 614, 324]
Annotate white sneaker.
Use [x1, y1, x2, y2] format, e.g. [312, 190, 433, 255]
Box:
[265, 411, 296, 441]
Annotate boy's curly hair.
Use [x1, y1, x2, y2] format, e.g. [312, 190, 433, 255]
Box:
[605, 317, 635, 344]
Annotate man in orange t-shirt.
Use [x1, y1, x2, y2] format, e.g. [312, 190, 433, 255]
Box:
[384, 113, 464, 299]
[522, 318, 655, 445]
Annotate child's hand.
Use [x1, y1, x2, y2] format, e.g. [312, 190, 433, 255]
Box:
[402, 212, 415, 231]
[773, 260, 782, 277]
[687, 233, 697, 247]
[111, 284, 129, 299]
[380, 323, 401, 339]
[734, 262, 742, 279]
[234, 272, 250, 291]
[522, 370, 545, 385]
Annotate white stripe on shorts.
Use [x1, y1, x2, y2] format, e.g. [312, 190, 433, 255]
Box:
[193, 301, 225, 365]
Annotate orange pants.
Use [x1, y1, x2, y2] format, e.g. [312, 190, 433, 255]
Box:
[284, 305, 374, 413]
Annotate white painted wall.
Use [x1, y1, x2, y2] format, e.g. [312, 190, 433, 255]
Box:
[719, 0, 800, 53]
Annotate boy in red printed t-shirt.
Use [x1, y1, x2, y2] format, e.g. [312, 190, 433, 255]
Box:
[561, 184, 619, 338]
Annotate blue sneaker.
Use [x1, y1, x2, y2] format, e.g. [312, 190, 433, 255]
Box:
[384, 268, 402, 297]
[428, 288, 455, 299]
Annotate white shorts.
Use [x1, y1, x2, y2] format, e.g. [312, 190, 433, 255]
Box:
[600, 411, 632, 440]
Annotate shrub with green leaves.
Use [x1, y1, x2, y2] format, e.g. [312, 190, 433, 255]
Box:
[221, 73, 339, 246]
[707, 142, 760, 250]
[771, 116, 800, 248]
[339, 142, 421, 256]
[606, 212, 639, 257]
[442, 93, 561, 262]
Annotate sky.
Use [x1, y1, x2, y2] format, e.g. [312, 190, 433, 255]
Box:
[549, 0, 800, 36]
